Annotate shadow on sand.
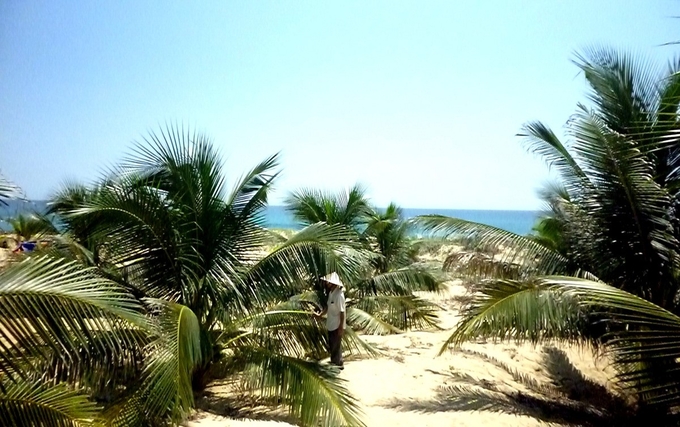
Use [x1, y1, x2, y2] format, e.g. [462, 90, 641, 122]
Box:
[381, 346, 643, 427]
[194, 382, 299, 425]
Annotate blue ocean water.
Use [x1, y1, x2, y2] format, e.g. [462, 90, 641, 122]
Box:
[266, 206, 538, 235]
[1, 201, 539, 236]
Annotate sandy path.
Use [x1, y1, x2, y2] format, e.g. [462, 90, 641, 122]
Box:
[186, 282, 614, 427]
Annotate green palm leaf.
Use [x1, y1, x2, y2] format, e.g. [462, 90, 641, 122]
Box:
[568, 109, 678, 304]
[519, 121, 591, 195]
[355, 294, 440, 332]
[346, 306, 401, 335]
[136, 300, 202, 425]
[0, 173, 24, 206]
[0, 256, 147, 380]
[285, 185, 371, 229]
[355, 268, 442, 296]
[228, 153, 279, 220]
[574, 47, 660, 135]
[236, 346, 366, 427]
[443, 251, 526, 281]
[65, 177, 193, 302]
[123, 125, 227, 203]
[243, 309, 334, 359]
[232, 307, 378, 359]
[443, 276, 680, 409]
[364, 203, 417, 270]
[413, 215, 571, 275]
[243, 222, 367, 308]
[8, 213, 58, 242]
[0, 380, 100, 427]
[441, 278, 588, 354]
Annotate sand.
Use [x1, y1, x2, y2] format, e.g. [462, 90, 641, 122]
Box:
[0, 248, 9, 268]
[185, 279, 616, 427]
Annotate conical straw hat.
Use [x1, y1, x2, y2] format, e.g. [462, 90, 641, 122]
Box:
[321, 272, 344, 288]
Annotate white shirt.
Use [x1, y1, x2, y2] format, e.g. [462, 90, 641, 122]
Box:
[326, 287, 346, 331]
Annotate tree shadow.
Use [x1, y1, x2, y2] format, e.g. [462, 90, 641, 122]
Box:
[449, 293, 474, 307]
[542, 346, 630, 414]
[382, 346, 641, 427]
[194, 382, 300, 425]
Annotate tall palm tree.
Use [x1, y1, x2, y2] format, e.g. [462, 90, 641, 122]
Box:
[2, 126, 372, 426]
[416, 47, 680, 418]
[287, 187, 442, 334]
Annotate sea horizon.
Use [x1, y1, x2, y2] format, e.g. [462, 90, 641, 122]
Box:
[0, 201, 540, 236]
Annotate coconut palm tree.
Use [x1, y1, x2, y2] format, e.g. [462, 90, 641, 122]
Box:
[286, 188, 442, 334]
[7, 213, 57, 243]
[1, 126, 373, 427]
[416, 47, 680, 418]
[364, 203, 419, 273]
[287, 185, 372, 231]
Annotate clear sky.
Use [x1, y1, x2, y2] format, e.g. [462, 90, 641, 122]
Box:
[1, 1, 679, 209]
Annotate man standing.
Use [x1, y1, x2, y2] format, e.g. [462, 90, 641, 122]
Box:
[315, 272, 346, 369]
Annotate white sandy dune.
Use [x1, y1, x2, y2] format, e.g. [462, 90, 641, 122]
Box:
[186, 280, 616, 427]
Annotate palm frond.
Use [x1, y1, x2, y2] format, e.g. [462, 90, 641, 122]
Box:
[0, 256, 147, 380]
[285, 188, 330, 226]
[242, 309, 334, 359]
[519, 121, 591, 194]
[574, 47, 660, 135]
[567, 108, 679, 305]
[137, 300, 202, 425]
[47, 183, 107, 258]
[355, 294, 440, 332]
[443, 275, 680, 410]
[7, 213, 58, 242]
[0, 380, 100, 427]
[228, 153, 280, 221]
[123, 125, 226, 202]
[64, 177, 191, 301]
[413, 215, 571, 275]
[354, 268, 442, 296]
[42, 232, 98, 266]
[440, 278, 588, 354]
[346, 306, 401, 335]
[364, 203, 419, 270]
[242, 223, 367, 309]
[339, 184, 371, 227]
[236, 346, 366, 427]
[440, 280, 587, 354]
[0, 173, 25, 206]
[285, 185, 370, 229]
[103, 393, 145, 427]
[444, 251, 525, 281]
[233, 307, 378, 359]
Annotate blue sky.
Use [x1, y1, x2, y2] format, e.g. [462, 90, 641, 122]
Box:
[1, 1, 679, 209]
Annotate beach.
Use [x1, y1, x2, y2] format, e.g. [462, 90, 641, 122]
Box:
[3, 4, 678, 426]
[186, 275, 614, 427]
[0, 243, 614, 427]
[0, 239, 616, 427]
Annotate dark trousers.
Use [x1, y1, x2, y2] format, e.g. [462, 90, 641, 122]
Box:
[328, 328, 343, 366]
